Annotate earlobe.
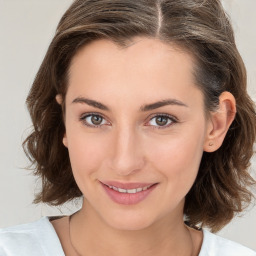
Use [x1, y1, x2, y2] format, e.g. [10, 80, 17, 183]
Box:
[56, 94, 63, 105]
[204, 91, 236, 152]
[63, 134, 68, 148]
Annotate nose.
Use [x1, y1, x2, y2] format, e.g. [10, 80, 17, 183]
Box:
[110, 126, 145, 176]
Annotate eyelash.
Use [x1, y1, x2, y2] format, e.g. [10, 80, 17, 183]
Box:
[79, 112, 178, 129]
[146, 113, 178, 129]
[80, 112, 109, 128]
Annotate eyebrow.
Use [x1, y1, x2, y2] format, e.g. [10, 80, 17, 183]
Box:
[72, 97, 188, 111]
[72, 97, 109, 110]
[140, 99, 188, 111]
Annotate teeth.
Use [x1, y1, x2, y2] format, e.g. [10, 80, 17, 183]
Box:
[112, 186, 118, 191]
[127, 188, 137, 194]
[118, 188, 127, 193]
[107, 184, 152, 193]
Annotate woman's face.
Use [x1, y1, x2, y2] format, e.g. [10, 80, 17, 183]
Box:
[63, 37, 211, 230]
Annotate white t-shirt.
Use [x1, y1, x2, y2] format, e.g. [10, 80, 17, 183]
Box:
[0, 217, 255, 256]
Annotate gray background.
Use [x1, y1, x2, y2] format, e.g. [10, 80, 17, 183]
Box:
[0, 0, 255, 250]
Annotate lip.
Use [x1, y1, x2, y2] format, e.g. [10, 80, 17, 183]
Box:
[101, 181, 156, 190]
[99, 181, 158, 205]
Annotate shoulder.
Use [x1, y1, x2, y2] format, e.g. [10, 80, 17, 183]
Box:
[199, 229, 256, 256]
[0, 217, 65, 256]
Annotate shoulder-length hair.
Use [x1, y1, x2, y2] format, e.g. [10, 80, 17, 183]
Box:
[23, 0, 256, 232]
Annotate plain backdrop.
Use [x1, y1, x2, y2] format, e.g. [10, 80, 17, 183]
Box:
[0, 0, 255, 251]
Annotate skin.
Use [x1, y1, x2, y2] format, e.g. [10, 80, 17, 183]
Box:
[53, 37, 236, 256]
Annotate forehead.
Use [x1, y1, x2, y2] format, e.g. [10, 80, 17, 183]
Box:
[69, 37, 194, 77]
[66, 37, 203, 109]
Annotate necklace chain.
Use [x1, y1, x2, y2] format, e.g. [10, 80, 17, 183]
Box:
[68, 215, 196, 256]
[69, 215, 83, 256]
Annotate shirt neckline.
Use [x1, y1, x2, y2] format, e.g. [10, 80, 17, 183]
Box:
[45, 216, 208, 256]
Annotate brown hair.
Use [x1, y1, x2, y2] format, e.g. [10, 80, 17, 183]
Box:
[23, 0, 256, 232]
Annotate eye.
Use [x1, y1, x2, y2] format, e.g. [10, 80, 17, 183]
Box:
[147, 114, 177, 128]
[80, 113, 109, 127]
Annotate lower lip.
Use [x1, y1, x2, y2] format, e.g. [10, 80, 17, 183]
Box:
[101, 183, 158, 205]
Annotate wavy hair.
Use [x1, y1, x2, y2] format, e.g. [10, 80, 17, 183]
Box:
[23, 0, 256, 232]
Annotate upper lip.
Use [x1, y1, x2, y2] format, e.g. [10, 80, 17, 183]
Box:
[100, 181, 157, 189]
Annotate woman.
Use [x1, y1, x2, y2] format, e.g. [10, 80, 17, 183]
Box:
[0, 0, 255, 255]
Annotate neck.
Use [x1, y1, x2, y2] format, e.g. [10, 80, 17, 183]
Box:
[69, 202, 198, 256]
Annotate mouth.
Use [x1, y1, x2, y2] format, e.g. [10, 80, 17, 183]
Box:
[103, 183, 155, 194]
[100, 181, 158, 205]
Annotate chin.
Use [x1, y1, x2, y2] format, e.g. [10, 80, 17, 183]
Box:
[102, 209, 158, 231]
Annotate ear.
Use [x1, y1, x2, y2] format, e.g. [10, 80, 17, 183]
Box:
[63, 134, 68, 148]
[56, 94, 68, 147]
[56, 94, 63, 105]
[204, 91, 236, 152]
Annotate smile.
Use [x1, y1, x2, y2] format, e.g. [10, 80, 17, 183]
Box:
[105, 184, 153, 194]
[100, 181, 158, 205]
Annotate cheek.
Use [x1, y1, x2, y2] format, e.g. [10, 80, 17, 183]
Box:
[146, 126, 205, 186]
[65, 127, 110, 188]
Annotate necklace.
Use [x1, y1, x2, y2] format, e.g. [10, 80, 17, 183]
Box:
[69, 215, 197, 256]
[69, 215, 83, 256]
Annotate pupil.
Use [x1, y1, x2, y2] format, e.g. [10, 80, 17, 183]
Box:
[92, 115, 102, 125]
[156, 116, 167, 126]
